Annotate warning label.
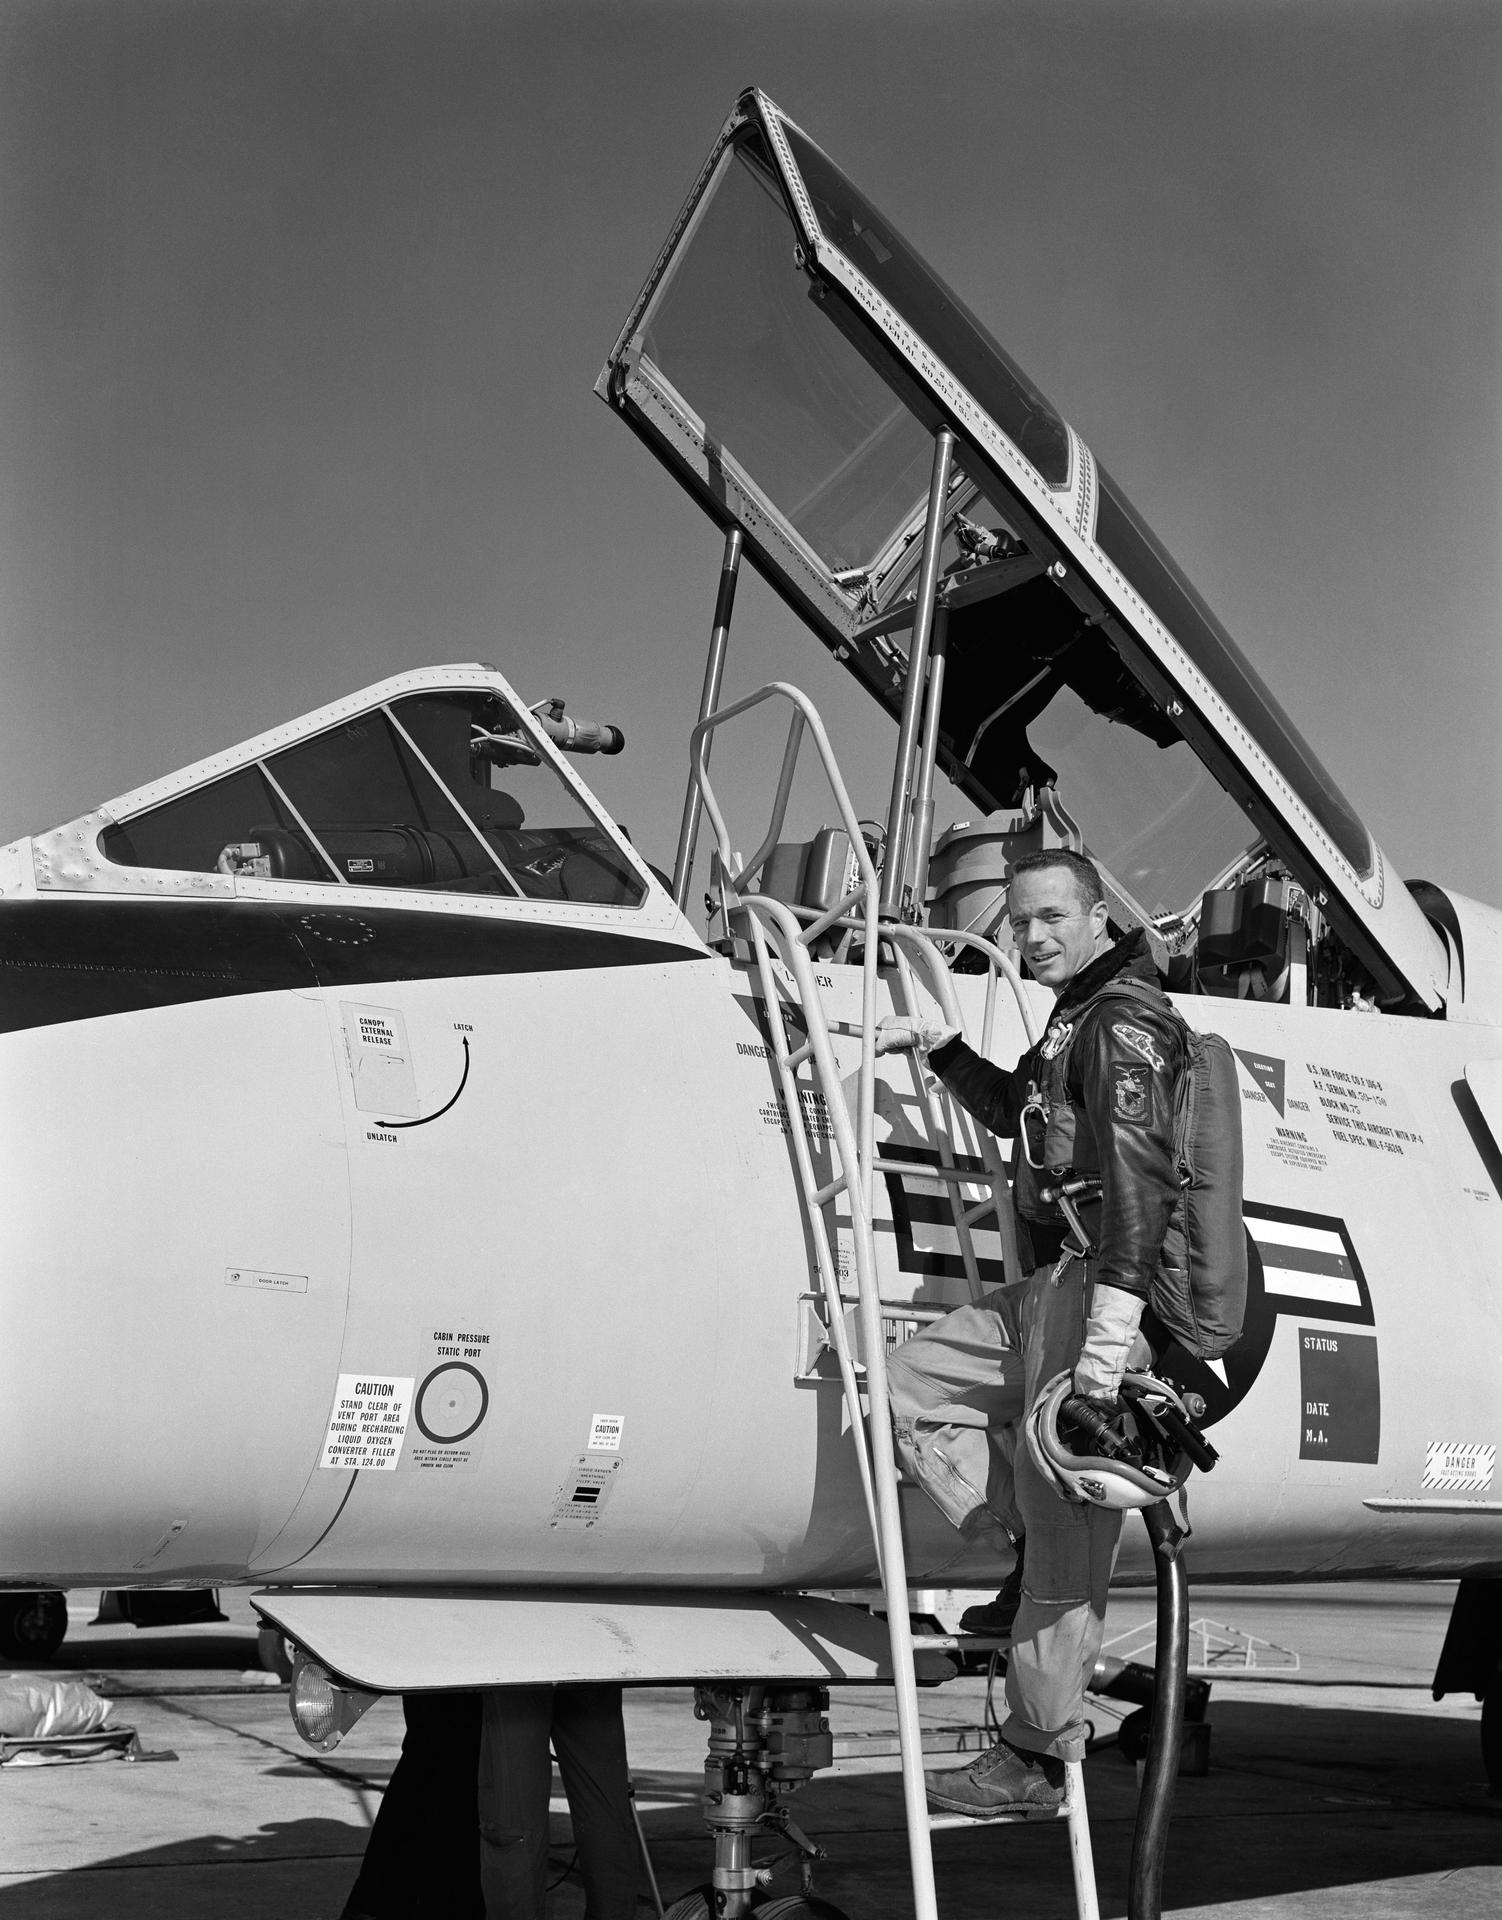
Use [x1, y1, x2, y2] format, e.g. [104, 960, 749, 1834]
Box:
[588, 1413, 624, 1452]
[320, 1374, 414, 1471]
[1265, 1129, 1329, 1174]
[759, 1088, 834, 1138]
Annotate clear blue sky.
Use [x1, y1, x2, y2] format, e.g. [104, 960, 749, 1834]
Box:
[2, 0, 1497, 905]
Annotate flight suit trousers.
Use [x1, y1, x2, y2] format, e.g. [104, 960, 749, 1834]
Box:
[886, 1254, 1123, 1762]
[477, 1684, 639, 1920]
[341, 1691, 485, 1919]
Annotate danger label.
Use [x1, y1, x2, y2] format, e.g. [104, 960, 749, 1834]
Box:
[1423, 1442, 1495, 1493]
[320, 1373, 414, 1471]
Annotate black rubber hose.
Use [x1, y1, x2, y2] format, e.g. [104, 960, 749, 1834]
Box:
[1128, 1500, 1188, 1920]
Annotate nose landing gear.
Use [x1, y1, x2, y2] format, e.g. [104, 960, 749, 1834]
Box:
[663, 1683, 852, 1920]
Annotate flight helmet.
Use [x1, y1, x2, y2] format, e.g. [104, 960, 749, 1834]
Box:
[1025, 1371, 1197, 1510]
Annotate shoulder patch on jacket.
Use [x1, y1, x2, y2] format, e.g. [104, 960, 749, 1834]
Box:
[1112, 1022, 1167, 1072]
[1111, 1062, 1151, 1123]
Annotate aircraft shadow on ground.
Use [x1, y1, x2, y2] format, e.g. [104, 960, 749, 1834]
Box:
[0, 1818, 368, 1920]
[29, 1631, 267, 1675]
[1, 1705, 1495, 1919]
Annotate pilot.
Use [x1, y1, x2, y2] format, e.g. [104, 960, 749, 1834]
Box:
[879, 848, 1184, 1817]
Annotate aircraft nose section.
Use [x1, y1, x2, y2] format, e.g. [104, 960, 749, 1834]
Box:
[0, 987, 353, 1586]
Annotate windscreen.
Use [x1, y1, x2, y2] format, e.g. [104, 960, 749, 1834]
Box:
[99, 691, 646, 908]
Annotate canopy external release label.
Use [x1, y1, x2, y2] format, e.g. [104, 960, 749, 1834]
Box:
[341, 1003, 420, 1119]
[320, 1374, 414, 1471]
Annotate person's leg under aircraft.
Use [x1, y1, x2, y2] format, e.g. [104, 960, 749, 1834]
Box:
[477, 1685, 556, 1917]
[341, 1691, 484, 1919]
[549, 1684, 640, 1920]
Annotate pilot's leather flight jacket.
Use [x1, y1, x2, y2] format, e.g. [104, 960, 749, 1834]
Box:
[928, 928, 1183, 1300]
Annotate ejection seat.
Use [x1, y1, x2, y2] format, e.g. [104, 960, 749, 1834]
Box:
[1195, 875, 1297, 1001]
[755, 825, 880, 959]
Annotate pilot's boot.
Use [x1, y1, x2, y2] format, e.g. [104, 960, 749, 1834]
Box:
[926, 1736, 1064, 1817]
[957, 1541, 1025, 1637]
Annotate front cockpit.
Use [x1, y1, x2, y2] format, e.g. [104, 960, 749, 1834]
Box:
[96, 687, 644, 908]
[18, 670, 664, 922]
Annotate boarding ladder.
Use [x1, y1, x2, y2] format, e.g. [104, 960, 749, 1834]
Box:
[691, 684, 1100, 1920]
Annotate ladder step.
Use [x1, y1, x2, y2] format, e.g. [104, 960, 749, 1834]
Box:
[831, 1724, 994, 1762]
[927, 1804, 1072, 1830]
[871, 1157, 1001, 1184]
[907, 1632, 1012, 1652]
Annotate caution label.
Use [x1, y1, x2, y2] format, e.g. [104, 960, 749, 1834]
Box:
[320, 1374, 414, 1471]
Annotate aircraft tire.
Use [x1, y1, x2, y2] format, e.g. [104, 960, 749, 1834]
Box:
[1482, 1679, 1501, 1794]
[661, 1890, 713, 1920]
[0, 1589, 68, 1660]
[753, 1899, 852, 1919]
[257, 1624, 295, 1682]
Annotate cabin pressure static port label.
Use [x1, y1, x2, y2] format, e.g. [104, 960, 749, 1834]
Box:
[320, 1375, 415, 1470]
[408, 1324, 494, 1472]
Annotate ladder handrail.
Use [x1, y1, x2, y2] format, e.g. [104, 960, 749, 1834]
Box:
[691, 682, 877, 903]
[690, 683, 1096, 1920]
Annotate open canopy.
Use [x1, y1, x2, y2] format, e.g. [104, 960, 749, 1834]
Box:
[599, 89, 1445, 1008]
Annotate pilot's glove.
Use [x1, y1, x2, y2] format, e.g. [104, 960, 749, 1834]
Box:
[875, 1014, 961, 1056]
[1073, 1284, 1147, 1403]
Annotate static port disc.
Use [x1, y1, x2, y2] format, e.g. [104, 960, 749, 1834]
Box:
[415, 1362, 489, 1444]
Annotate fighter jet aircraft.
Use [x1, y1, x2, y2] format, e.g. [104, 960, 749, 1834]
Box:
[1, 86, 1497, 1917]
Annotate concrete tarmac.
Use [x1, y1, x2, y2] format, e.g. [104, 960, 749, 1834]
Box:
[1, 1584, 1497, 1918]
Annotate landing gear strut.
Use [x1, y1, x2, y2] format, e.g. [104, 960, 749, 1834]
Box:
[665, 1683, 850, 1920]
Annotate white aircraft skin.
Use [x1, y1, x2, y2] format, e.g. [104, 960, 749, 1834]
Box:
[1, 90, 1499, 1721]
[0, 707, 1497, 1600]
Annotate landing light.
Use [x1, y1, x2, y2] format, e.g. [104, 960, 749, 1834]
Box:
[288, 1647, 379, 1752]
